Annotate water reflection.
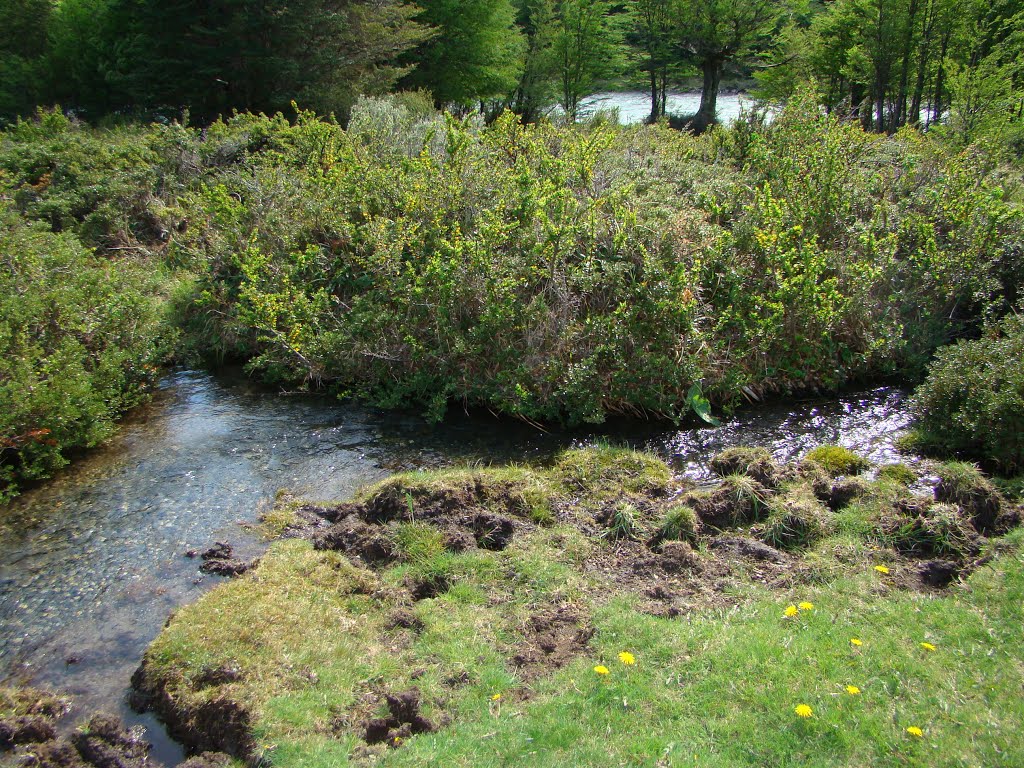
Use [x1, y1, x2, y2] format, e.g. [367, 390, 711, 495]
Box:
[0, 371, 913, 764]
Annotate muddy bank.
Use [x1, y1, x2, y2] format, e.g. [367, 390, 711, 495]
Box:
[128, 445, 1021, 764]
[0, 687, 231, 768]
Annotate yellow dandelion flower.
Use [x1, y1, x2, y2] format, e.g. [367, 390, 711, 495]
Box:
[845, 685, 861, 695]
[784, 605, 799, 617]
[906, 726, 923, 738]
[491, 693, 502, 701]
[594, 665, 610, 676]
[920, 642, 937, 652]
[874, 565, 890, 574]
[794, 704, 813, 718]
[850, 638, 863, 646]
[618, 651, 636, 666]
[798, 601, 814, 611]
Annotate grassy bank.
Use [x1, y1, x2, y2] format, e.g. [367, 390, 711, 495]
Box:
[134, 446, 1024, 767]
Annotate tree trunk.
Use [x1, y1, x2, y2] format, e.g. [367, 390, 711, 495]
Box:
[894, 0, 920, 131]
[696, 57, 721, 131]
[649, 69, 659, 122]
[910, 0, 935, 127]
[932, 29, 951, 124]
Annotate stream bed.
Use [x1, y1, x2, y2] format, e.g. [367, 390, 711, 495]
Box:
[0, 370, 914, 764]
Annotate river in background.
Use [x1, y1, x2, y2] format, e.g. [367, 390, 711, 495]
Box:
[578, 91, 761, 125]
[0, 370, 914, 764]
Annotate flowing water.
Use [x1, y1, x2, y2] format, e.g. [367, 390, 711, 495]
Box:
[0, 370, 914, 764]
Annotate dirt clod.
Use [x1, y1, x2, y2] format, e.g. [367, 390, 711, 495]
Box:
[512, 605, 594, 681]
[175, 753, 233, 768]
[470, 512, 515, 550]
[710, 536, 786, 563]
[656, 541, 701, 573]
[198, 543, 257, 577]
[362, 689, 436, 747]
[0, 715, 56, 748]
[918, 559, 962, 588]
[312, 518, 396, 565]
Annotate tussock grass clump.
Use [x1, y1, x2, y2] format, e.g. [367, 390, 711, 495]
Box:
[688, 475, 772, 529]
[877, 502, 982, 559]
[709, 447, 784, 489]
[934, 461, 1005, 533]
[758, 495, 833, 550]
[804, 445, 870, 477]
[877, 463, 918, 486]
[554, 445, 671, 499]
[654, 505, 700, 545]
[600, 502, 641, 542]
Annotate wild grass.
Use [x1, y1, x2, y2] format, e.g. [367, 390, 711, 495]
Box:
[145, 448, 1024, 767]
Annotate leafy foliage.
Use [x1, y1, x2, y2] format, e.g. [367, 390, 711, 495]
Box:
[910, 314, 1024, 473]
[0, 203, 173, 500]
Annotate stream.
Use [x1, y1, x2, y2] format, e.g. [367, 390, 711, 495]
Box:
[0, 369, 914, 764]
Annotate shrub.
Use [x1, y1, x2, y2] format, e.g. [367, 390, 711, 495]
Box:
[0, 206, 173, 500]
[910, 314, 1024, 474]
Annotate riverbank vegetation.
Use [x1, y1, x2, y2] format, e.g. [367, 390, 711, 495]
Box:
[130, 445, 1024, 766]
[1, 90, 1023, 499]
[3, 2, 1024, 497]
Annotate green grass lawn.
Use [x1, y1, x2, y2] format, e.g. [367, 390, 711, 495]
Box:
[137, 448, 1024, 767]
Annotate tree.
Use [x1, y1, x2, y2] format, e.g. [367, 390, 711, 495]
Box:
[552, 0, 622, 121]
[674, 0, 787, 130]
[509, 0, 558, 122]
[0, 0, 52, 119]
[626, 0, 675, 122]
[101, 0, 431, 120]
[404, 0, 525, 106]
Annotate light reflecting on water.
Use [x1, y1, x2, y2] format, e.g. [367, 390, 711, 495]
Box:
[0, 371, 914, 764]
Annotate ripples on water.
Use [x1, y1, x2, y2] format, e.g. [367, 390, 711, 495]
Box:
[0, 370, 913, 764]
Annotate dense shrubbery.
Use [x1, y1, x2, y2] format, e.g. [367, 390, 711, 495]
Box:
[170, 96, 1023, 423]
[910, 314, 1024, 474]
[1, 98, 1022, 497]
[0, 203, 173, 501]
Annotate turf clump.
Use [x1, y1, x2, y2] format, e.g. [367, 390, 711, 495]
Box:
[804, 445, 870, 477]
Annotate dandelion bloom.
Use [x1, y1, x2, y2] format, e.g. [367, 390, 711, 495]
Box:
[845, 685, 861, 695]
[874, 565, 890, 574]
[920, 641, 936, 651]
[618, 651, 636, 665]
[798, 602, 814, 611]
[784, 605, 799, 617]
[794, 704, 813, 718]
[906, 726, 923, 738]
[850, 638, 863, 647]
[491, 693, 502, 701]
[594, 665, 610, 676]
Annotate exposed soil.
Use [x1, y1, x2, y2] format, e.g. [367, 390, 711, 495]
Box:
[361, 689, 437, 747]
[194, 543, 257, 578]
[0, 694, 216, 768]
[511, 605, 595, 682]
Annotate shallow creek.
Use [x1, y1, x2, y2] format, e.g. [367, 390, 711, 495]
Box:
[0, 370, 912, 764]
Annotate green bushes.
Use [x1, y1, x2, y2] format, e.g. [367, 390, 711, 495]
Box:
[0, 205, 172, 500]
[910, 314, 1024, 474]
[171, 98, 1022, 424]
